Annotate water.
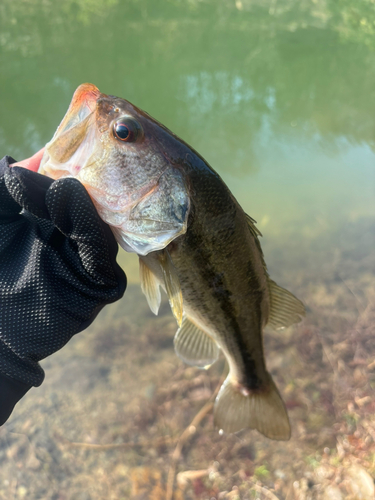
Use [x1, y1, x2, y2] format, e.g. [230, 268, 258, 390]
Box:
[1, 1, 375, 498]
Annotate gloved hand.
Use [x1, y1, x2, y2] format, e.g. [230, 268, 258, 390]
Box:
[0, 156, 127, 424]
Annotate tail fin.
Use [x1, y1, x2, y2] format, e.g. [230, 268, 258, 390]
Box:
[214, 373, 291, 440]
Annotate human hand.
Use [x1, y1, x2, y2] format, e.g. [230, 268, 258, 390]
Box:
[0, 156, 126, 424]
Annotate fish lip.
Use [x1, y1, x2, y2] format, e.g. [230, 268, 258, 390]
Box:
[67, 83, 101, 116]
[53, 83, 101, 138]
[40, 85, 108, 180]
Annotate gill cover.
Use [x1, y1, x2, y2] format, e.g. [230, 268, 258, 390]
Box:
[111, 167, 189, 255]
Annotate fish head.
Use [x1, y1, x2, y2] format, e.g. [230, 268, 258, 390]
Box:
[39, 83, 190, 255]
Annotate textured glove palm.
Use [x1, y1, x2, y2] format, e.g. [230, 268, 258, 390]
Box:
[0, 156, 126, 423]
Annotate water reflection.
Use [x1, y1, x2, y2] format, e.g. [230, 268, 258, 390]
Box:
[1, 2, 375, 150]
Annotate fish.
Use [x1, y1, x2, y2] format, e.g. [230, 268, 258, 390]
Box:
[39, 83, 305, 440]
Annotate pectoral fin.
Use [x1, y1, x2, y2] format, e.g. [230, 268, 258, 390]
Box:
[159, 250, 183, 326]
[139, 258, 161, 315]
[174, 316, 220, 369]
[267, 279, 305, 330]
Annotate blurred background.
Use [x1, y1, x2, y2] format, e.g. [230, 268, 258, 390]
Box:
[0, 1, 375, 499]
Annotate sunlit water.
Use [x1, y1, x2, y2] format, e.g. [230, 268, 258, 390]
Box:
[1, 1, 375, 498]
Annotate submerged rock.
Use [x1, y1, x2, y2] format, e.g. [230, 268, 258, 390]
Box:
[322, 485, 343, 500]
[346, 465, 374, 499]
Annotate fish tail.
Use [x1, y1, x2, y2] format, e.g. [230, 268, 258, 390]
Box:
[213, 373, 291, 440]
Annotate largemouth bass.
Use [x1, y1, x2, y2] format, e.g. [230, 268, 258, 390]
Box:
[39, 83, 305, 440]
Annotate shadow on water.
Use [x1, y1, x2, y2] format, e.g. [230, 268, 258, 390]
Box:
[0, 0, 375, 498]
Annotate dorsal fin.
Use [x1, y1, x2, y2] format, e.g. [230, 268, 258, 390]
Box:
[174, 316, 220, 369]
[245, 213, 267, 275]
[267, 279, 305, 330]
[158, 250, 184, 326]
[245, 213, 305, 329]
[245, 213, 262, 238]
[139, 258, 161, 315]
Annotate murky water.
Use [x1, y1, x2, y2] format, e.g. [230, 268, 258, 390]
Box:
[1, 1, 375, 499]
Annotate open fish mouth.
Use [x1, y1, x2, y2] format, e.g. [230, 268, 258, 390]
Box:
[54, 83, 100, 137]
[39, 84, 102, 176]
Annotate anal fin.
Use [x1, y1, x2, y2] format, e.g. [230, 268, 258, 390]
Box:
[267, 279, 305, 330]
[139, 258, 161, 315]
[214, 373, 291, 440]
[174, 316, 220, 369]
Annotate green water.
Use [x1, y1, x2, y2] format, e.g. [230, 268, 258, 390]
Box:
[2, 0, 374, 239]
[1, 1, 375, 498]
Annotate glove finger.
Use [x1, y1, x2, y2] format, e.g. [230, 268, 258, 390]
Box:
[45, 178, 126, 290]
[0, 157, 23, 217]
[4, 167, 54, 219]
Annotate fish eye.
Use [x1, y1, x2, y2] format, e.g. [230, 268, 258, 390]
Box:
[113, 118, 142, 142]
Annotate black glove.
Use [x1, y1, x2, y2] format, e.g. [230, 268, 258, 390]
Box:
[0, 156, 127, 425]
